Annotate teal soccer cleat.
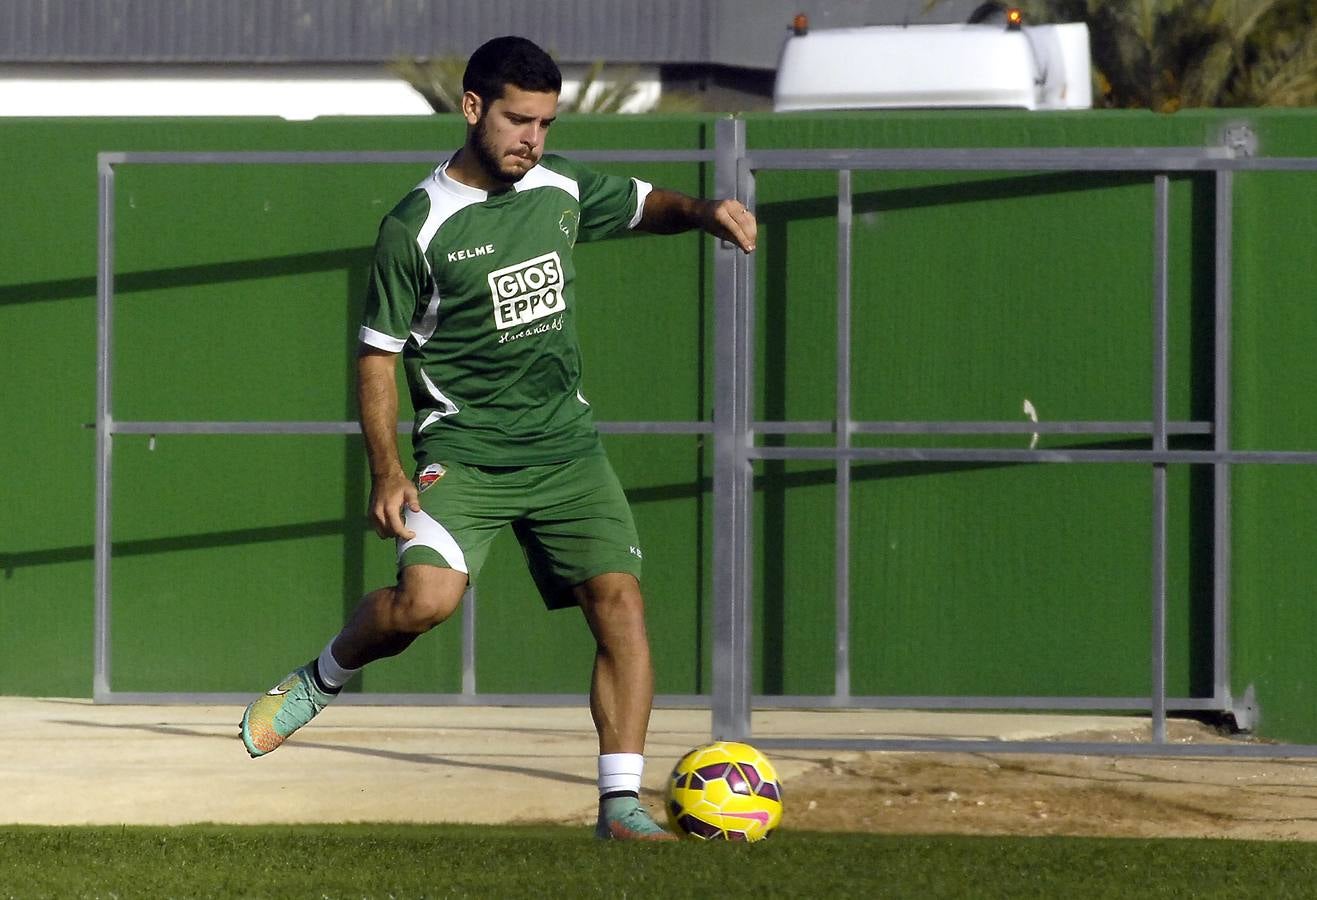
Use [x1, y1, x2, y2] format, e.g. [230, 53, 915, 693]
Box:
[595, 796, 679, 841]
[240, 663, 336, 758]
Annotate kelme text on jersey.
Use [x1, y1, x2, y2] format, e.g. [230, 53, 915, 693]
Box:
[447, 243, 496, 263]
[488, 251, 565, 330]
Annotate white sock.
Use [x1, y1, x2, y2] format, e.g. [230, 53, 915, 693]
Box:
[315, 639, 360, 690]
[598, 752, 644, 797]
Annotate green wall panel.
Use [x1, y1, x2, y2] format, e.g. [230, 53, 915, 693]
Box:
[1229, 113, 1317, 740]
[0, 558, 92, 698]
[1233, 468, 1317, 739]
[2, 110, 1315, 743]
[738, 110, 1219, 701]
[754, 461, 839, 696]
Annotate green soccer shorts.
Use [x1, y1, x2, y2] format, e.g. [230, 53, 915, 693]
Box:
[396, 452, 643, 609]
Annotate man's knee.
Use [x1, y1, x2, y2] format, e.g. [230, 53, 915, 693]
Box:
[392, 565, 467, 634]
[576, 573, 648, 640]
[576, 572, 643, 609]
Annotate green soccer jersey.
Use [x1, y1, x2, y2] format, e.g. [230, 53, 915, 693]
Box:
[359, 154, 651, 467]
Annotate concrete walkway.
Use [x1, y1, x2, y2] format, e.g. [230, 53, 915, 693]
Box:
[0, 698, 1149, 826]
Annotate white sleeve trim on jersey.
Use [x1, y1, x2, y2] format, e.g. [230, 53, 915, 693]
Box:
[417, 369, 460, 425]
[628, 178, 654, 229]
[397, 507, 470, 574]
[410, 256, 443, 347]
[359, 326, 407, 353]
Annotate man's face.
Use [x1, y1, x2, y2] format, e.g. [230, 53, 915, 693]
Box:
[464, 86, 559, 185]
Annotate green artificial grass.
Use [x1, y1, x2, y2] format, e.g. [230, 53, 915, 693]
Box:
[1, 825, 1315, 899]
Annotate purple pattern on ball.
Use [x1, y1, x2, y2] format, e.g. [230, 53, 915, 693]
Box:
[696, 763, 731, 781]
[726, 766, 750, 795]
[678, 814, 724, 840]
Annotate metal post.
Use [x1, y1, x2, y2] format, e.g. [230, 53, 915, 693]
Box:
[93, 157, 116, 702]
[1212, 170, 1234, 712]
[461, 587, 477, 695]
[711, 117, 753, 740]
[835, 169, 854, 702]
[1151, 174, 1170, 744]
[739, 159, 758, 724]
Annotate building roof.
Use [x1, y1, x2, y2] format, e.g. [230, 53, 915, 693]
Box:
[0, 0, 980, 70]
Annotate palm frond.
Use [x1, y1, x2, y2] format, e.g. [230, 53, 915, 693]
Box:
[389, 57, 467, 114]
[562, 60, 605, 113]
[563, 61, 644, 114]
[1249, 23, 1317, 105]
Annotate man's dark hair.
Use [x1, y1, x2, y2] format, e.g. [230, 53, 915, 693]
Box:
[463, 36, 562, 103]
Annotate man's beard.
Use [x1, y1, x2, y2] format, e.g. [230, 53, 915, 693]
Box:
[472, 116, 530, 185]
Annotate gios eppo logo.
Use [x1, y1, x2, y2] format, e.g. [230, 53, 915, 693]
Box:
[487, 251, 565, 330]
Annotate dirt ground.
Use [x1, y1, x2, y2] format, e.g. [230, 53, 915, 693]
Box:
[5, 699, 1317, 841]
[776, 721, 1317, 842]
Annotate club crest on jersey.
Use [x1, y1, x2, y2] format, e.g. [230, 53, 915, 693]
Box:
[488, 251, 565, 330]
[558, 209, 578, 245]
[417, 463, 447, 492]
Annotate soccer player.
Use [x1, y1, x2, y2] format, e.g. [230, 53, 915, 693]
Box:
[239, 35, 756, 841]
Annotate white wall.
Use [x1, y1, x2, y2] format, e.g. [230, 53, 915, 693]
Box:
[0, 64, 661, 118]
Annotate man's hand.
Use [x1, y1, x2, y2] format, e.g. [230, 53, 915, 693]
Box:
[635, 189, 757, 253]
[701, 199, 757, 254]
[369, 469, 420, 540]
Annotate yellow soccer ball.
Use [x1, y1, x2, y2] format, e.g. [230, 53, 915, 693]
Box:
[666, 741, 783, 841]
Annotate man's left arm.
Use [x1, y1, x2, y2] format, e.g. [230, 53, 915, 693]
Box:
[635, 189, 757, 254]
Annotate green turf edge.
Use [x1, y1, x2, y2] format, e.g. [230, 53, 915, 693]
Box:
[2, 825, 1316, 899]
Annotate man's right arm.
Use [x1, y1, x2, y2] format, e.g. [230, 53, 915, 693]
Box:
[357, 346, 419, 540]
[635, 188, 757, 253]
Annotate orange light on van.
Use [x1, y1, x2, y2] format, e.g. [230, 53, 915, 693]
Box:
[1006, 8, 1023, 29]
[792, 13, 809, 36]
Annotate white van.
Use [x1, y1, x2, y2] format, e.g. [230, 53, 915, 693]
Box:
[773, 10, 1092, 112]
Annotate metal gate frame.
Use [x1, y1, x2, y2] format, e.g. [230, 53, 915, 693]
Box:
[94, 145, 722, 709]
[95, 122, 1317, 757]
[710, 122, 1317, 757]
